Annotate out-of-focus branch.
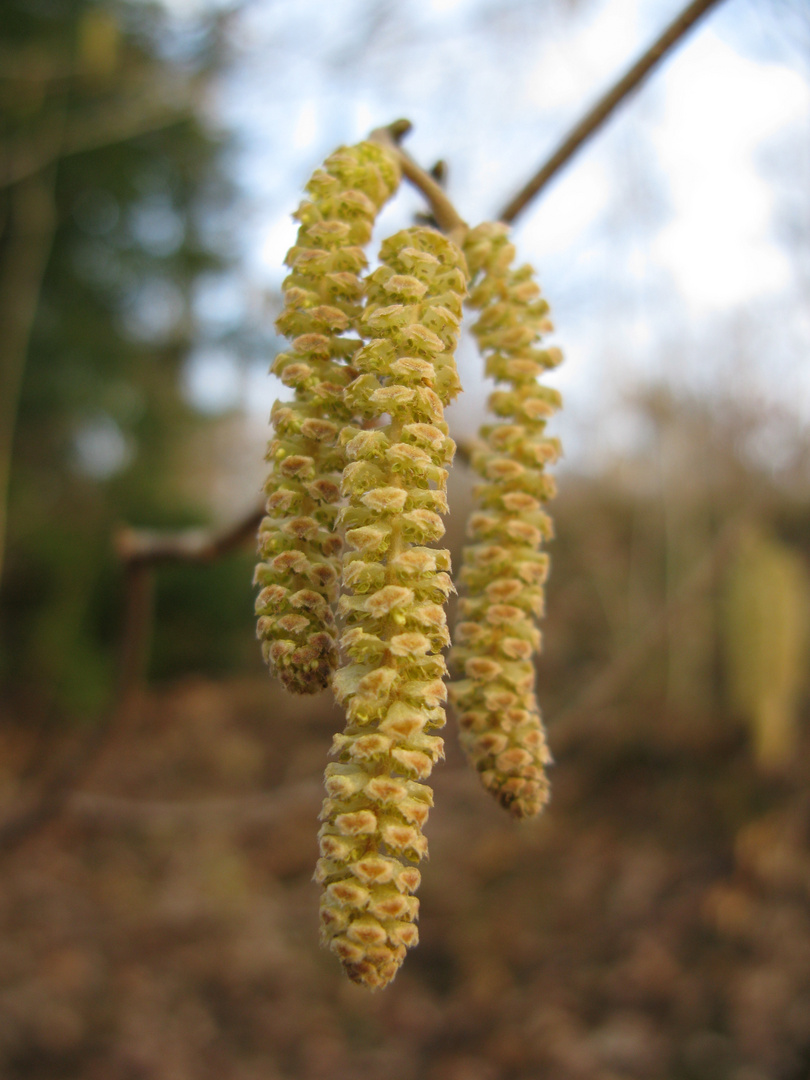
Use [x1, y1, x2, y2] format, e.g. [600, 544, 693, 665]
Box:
[1, 96, 192, 189]
[498, 0, 727, 225]
[0, 47, 76, 83]
[68, 781, 322, 827]
[370, 119, 468, 244]
[115, 505, 265, 568]
[64, 769, 491, 827]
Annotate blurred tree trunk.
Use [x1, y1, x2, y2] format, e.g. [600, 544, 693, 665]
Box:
[0, 169, 57, 587]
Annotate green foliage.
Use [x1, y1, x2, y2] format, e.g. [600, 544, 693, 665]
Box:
[0, 0, 239, 713]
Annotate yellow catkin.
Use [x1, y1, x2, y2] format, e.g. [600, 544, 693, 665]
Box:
[315, 226, 468, 989]
[723, 528, 810, 770]
[254, 142, 400, 694]
[449, 221, 562, 819]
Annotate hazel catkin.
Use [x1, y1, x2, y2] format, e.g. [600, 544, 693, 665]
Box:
[254, 141, 400, 694]
[449, 221, 562, 819]
[316, 226, 468, 989]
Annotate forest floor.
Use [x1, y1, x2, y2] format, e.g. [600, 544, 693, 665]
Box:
[1, 674, 809, 1080]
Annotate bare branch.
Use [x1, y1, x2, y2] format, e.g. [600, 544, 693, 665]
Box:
[499, 0, 727, 225]
[115, 505, 264, 568]
[2, 97, 192, 189]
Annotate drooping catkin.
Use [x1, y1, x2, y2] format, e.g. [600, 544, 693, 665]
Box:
[449, 221, 562, 819]
[254, 142, 400, 694]
[315, 226, 467, 989]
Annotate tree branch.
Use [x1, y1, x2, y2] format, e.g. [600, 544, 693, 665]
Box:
[115, 505, 264, 568]
[65, 767, 492, 828]
[1, 97, 192, 189]
[370, 119, 468, 245]
[498, 0, 727, 225]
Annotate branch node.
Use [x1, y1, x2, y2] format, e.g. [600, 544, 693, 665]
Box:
[370, 120, 468, 243]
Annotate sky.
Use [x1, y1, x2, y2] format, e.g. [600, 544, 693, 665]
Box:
[164, 0, 810, 478]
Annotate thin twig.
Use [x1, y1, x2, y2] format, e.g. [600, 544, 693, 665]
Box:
[498, 0, 727, 224]
[115, 504, 264, 568]
[370, 120, 468, 244]
[1, 98, 192, 189]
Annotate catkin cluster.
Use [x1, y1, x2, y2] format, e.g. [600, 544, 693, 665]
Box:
[256, 138, 562, 989]
[316, 226, 467, 989]
[254, 142, 400, 693]
[449, 222, 562, 819]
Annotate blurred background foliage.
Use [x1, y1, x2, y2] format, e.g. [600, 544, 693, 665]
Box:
[1, 0, 810, 1077]
[0, 0, 262, 717]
